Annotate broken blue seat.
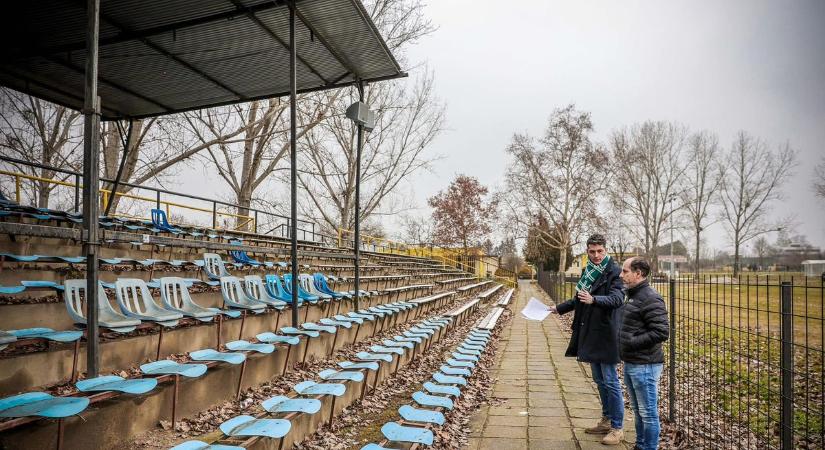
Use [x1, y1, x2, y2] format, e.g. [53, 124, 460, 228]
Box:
[264, 274, 300, 305]
[381, 422, 434, 445]
[202, 253, 231, 280]
[369, 345, 404, 356]
[423, 381, 461, 397]
[280, 326, 319, 339]
[302, 322, 336, 334]
[440, 365, 471, 377]
[64, 279, 141, 333]
[398, 404, 445, 425]
[319, 318, 352, 329]
[333, 314, 363, 325]
[225, 340, 275, 354]
[219, 415, 291, 439]
[115, 279, 183, 327]
[446, 358, 475, 370]
[20, 280, 64, 291]
[262, 395, 321, 414]
[220, 277, 267, 313]
[412, 391, 453, 410]
[0, 392, 89, 418]
[256, 332, 300, 346]
[318, 369, 364, 382]
[170, 441, 243, 450]
[394, 335, 422, 344]
[282, 274, 320, 303]
[190, 348, 246, 365]
[0, 285, 25, 295]
[293, 380, 346, 397]
[243, 276, 287, 309]
[354, 351, 393, 363]
[76, 375, 157, 394]
[140, 360, 208, 378]
[338, 361, 380, 371]
[433, 372, 466, 386]
[450, 352, 479, 362]
[159, 277, 217, 322]
[456, 346, 482, 357]
[382, 339, 414, 350]
[360, 445, 399, 450]
[151, 209, 184, 235]
[8, 328, 82, 343]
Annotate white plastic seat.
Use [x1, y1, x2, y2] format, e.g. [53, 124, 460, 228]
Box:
[159, 277, 217, 322]
[114, 278, 183, 327]
[64, 279, 141, 333]
[243, 275, 287, 309]
[203, 253, 230, 280]
[220, 276, 266, 312]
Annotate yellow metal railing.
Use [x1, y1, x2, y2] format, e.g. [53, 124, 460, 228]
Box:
[1, 169, 254, 232]
[337, 228, 517, 288]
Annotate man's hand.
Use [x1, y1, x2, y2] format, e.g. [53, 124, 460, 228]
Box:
[548, 305, 557, 314]
[577, 290, 594, 305]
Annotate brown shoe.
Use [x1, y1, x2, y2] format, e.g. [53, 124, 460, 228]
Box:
[601, 428, 624, 445]
[584, 416, 611, 434]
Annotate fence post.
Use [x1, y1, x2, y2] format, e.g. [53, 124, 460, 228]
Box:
[74, 174, 80, 212]
[155, 190, 161, 209]
[212, 202, 217, 230]
[780, 281, 794, 450]
[668, 278, 676, 423]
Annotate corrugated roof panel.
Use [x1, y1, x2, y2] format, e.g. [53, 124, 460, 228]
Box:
[0, 0, 404, 119]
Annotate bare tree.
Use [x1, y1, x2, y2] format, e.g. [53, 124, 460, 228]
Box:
[399, 212, 434, 245]
[609, 121, 688, 272]
[719, 131, 796, 277]
[297, 72, 444, 234]
[681, 131, 723, 276]
[752, 236, 774, 270]
[815, 157, 825, 199]
[429, 174, 497, 252]
[502, 104, 609, 271]
[0, 88, 82, 208]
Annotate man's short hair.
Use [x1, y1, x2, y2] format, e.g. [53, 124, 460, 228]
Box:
[629, 257, 651, 278]
[586, 233, 607, 248]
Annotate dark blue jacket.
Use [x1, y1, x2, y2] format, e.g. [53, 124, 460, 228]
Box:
[556, 261, 625, 364]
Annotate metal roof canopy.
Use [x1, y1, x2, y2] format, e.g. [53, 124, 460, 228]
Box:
[0, 0, 405, 120]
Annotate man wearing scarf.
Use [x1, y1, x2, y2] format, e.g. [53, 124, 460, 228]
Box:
[550, 233, 626, 446]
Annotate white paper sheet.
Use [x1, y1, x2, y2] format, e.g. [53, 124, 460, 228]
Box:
[521, 297, 553, 321]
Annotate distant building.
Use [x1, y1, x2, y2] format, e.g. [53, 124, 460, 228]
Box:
[802, 260, 825, 277]
[657, 254, 689, 274]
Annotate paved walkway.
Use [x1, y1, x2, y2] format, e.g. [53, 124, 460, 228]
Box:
[468, 281, 635, 450]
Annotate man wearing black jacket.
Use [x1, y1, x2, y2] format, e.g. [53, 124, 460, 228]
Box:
[619, 257, 669, 450]
[550, 234, 625, 445]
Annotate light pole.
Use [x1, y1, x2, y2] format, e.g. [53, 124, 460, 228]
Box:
[670, 195, 675, 279]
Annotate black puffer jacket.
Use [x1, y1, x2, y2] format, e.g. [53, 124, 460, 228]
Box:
[556, 261, 624, 364]
[619, 280, 669, 364]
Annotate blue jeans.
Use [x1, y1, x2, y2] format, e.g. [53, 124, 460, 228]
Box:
[590, 363, 624, 429]
[624, 363, 663, 450]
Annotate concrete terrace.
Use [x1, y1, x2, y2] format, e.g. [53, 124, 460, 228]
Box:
[467, 281, 636, 450]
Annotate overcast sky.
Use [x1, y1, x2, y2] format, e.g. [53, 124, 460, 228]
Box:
[392, 0, 825, 254]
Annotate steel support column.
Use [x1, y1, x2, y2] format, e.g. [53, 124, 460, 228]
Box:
[288, 1, 299, 327]
[103, 119, 135, 217]
[82, 0, 102, 377]
[353, 80, 365, 312]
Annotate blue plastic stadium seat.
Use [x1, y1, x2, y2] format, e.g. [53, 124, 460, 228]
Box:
[354, 351, 393, 363]
[262, 395, 321, 414]
[333, 314, 362, 325]
[225, 340, 275, 354]
[293, 380, 346, 396]
[381, 422, 434, 445]
[433, 372, 466, 386]
[318, 369, 364, 382]
[0, 285, 26, 295]
[383, 339, 414, 349]
[264, 274, 298, 305]
[394, 335, 422, 344]
[302, 322, 336, 334]
[280, 326, 320, 338]
[256, 332, 300, 346]
[319, 318, 352, 329]
[229, 242, 262, 267]
[140, 360, 208, 378]
[450, 352, 479, 363]
[151, 209, 184, 235]
[8, 328, 82, 342]
[170, 440, 244, 450]
[412, 391, 453, 410]
[219, 415, 291, 439]
[440, 365, 471, 377]
[282, 274, 319, 303]
[398, 404, 445, 425]
[369, 345, 403, 356]
[338, 361, 380, 371]
[0, 392, 89, 418]
[360, 444, 399, 450]
[76, 375, 157, 394]
[423, 381, 461, 397]
[190, 349, 246, 365]
[446, 358, 475, 370]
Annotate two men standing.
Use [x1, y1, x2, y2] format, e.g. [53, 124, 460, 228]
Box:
[550, 234, 669, 450]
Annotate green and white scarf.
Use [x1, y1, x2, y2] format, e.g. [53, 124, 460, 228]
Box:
[575, 254, 611, 293]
